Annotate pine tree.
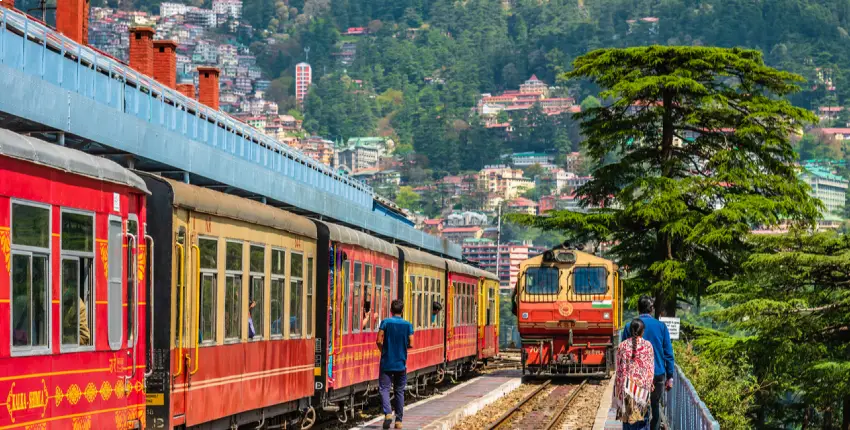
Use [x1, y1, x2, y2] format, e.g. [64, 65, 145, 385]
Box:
[508, 46, 821, 316]
[704, 230, 850, 428]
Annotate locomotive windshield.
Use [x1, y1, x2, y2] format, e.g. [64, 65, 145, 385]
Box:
[524, 267, 560, 295]
[573, 267, 608, 295]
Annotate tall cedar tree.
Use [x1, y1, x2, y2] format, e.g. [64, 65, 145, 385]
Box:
[705, 231, 850, 428]
[508, 46, 820, 316]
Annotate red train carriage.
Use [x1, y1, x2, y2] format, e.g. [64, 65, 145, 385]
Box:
[313, 222, 398, 422]
[397, 246, 447, 391]
[142, 175, 317, 429]
[0, 129, 149, 429]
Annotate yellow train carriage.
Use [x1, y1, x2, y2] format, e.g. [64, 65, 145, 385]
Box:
[477, 272, 500, 360]
[397, 246, 447, 380]
[142, 175, 318, 429]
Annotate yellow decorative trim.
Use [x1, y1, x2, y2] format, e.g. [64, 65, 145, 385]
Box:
[113, 380, 124, 400]
[0, 229, 10, 273]
[0, 367, 111, 383]
[83, 383, 97, 403]
[0, 404, 143, 430]
[99, 382, 112, 401]
[99, 242, 108, 279]
[65, 384, 81, 405]
[137, 244, 146, 283]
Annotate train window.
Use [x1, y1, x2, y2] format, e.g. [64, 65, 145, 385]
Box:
[573, 267, 608, 296]
[224, 241, 243, 341]
[385, 268, 392, 319]
[126, 217, 139, 346]
[107, 218, 123, 350]
[525, 267, 560, 296]
[464, 284, 472, 325]
[375, 267, 383, 329]
[290, 252, 304, 338]
[413, 277, 419, 329]
[270, 249, 285, 336]
[437, 280, 442, 328]
[199, 238, 218, 344]
[463, 285, 468, 326]
[408, 275, 415, 323]
[307, 256, 314, 338]
[427, 278, 435, 328]
[10, 202, 51, 353]
[423, 277, 429, 328]
[452, 282, 458, 327]
[459, 284, 464, 326]
[352, 262, 362, 333]
[416, 277, 422, 329]
[249, 245, 265, 339]
[362, 264, 373, 332]
[343, 261, 351, 334]
[60, 210, 95, 349]
[487, 288, 495, 326]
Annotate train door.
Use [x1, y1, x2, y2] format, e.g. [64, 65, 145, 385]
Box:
[171, 221, 190, 426]
[477, 279, 486, 359]
[331, 250, 350, 388]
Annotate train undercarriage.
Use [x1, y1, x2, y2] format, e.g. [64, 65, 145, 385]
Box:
[520, 336, 617, 378]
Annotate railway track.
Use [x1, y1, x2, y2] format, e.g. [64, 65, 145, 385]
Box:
[483, 379, 588, 430]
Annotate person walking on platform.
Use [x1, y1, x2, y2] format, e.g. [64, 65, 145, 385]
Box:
[621, 296, 675, 430]
[614, 318, 654, 429]
[377, 299, 414, 429]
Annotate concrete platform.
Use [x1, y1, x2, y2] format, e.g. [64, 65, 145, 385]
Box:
[592, 377, 620, 430]
[352, 370, 522, 430]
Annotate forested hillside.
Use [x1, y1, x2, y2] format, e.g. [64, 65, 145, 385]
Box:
[119, 0, 850, 174]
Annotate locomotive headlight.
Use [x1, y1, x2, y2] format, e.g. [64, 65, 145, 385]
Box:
[602, 312, 611, 320]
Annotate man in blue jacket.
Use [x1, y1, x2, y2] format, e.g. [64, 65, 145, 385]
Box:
[621, 295, 675, 430]
[377, 300, 414, 429]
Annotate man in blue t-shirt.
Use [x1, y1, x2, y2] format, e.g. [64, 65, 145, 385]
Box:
[621, 295, 675, 430]
[377, 299, 414, 429]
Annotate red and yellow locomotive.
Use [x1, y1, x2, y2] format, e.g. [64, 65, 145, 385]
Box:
[514, 246, 622, 376]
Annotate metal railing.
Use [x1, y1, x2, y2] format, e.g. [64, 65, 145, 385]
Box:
[665, 364, 721, 430]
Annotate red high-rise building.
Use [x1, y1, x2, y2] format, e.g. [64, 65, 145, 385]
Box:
[295, 62, 312, 107]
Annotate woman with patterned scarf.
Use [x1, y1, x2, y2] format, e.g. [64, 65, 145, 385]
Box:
[613, 318, 654, 429]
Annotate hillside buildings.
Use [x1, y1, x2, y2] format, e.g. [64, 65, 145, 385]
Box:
[479, 165, 534, 201]
[801, 164, 849, 222]
[462, 239, 545, 289]
[295, 63, 312, 106]
[336, 137, 393, 173]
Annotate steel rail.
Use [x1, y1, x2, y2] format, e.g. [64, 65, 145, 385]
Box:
[484, 380, 551, 430]
[542, 379, 588, 430]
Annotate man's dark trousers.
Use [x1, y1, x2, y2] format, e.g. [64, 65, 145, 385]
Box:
[650, 375, 665, 430]
[379, 371, 407, 422]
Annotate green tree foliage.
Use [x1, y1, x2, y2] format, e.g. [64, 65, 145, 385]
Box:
[395, 186, 421, 211]
[303, 73, 377, 140]
[580, 95, 602, 111]
[703, 231, 850, 428]
[673, 342, 757, 429]
[509, 46, 821, 316]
